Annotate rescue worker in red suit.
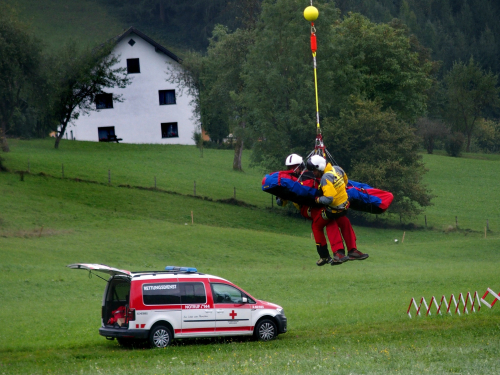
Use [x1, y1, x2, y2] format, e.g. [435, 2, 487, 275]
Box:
[306, 154, 369, 265]
[276, 154, 358, 266]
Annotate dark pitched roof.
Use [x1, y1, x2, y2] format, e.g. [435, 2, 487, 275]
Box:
[114, 27, 181, 63]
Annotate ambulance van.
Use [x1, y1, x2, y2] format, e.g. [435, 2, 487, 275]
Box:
[68, 264, 287, 348]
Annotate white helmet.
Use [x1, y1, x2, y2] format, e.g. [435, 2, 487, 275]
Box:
[285, 153, 303, 166]
[306, 155, 326, 171]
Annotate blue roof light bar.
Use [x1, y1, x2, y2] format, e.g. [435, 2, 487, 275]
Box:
[165, 266, 198, 273]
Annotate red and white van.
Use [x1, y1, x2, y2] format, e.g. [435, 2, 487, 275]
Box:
[68, 264, 287, 348]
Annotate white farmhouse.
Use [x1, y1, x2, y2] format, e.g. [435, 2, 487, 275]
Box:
[70, 27, 197, 145]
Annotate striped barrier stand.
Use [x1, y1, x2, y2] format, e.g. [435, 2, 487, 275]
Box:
[408, 291, 483, 318]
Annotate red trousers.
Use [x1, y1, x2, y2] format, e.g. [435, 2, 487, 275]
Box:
[309, 208, 357, 252]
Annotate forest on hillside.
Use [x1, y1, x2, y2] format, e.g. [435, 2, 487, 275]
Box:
[100, 0, 500, 76]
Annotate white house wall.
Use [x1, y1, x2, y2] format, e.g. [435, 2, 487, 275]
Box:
[71, 33, 196, 145]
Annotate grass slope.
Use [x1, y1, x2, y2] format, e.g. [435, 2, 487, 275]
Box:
[3, 139, 500, 230]
[419, 153, 500, 232]
[4, 0, 126, 50]
[1, 141, 500, 374]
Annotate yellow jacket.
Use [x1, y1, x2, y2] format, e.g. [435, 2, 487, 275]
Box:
[317, 163, 349, 211]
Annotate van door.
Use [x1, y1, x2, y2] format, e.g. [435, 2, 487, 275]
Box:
[211, 282, 253, 334]
[103, 276, 131, 326]
[180, 281, 215, 335]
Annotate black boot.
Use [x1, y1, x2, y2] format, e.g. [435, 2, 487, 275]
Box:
[316, 244, 332, 266]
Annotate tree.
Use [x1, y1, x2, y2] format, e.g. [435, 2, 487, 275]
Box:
[0, 8, 44, 152]
[243, 3, 432, 165]
[167, 26, 255, 170]
[50, 42, 130, 149]
[415, 117, 449, 154]
[444, 57, 500, 152]
[243, 0, 338, 170]
[324, 99, 433, 218]
[323, 13, 433, 123]
[200, 25, 255, 171]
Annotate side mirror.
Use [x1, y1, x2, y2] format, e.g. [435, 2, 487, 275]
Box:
[242, 297, 248, 304]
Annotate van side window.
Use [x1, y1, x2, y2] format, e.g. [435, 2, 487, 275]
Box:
[143, 283, 180, 305]
[180, 282, 206, 304]
[211, 283, 254, 304]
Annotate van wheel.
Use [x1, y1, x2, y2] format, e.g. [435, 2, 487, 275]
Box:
[254, 319, 277, 341]
[149, 325, 172, 348]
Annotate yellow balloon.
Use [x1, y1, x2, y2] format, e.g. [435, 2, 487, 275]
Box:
[304, 6, 319, 22]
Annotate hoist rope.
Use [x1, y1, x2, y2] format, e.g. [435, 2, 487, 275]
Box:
[304, 2, 338, 166]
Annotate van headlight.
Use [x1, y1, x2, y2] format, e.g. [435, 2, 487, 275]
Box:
[276, 307, 284, 316]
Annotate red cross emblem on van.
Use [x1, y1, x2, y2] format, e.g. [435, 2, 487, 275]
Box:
[229, 310, 237, 319]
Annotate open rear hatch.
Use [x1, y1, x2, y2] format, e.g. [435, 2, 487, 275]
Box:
[67, 263, 132, 276]
[68, 263, 132, 328]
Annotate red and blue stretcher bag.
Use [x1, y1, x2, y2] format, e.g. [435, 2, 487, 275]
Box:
[345, 180, 394, 214]
[262, 172, 393, 214]
[261, 170, 321, 207]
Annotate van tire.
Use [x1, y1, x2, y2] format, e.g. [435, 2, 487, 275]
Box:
[254, 318, 277, 341]
[149, 325, 173, 348]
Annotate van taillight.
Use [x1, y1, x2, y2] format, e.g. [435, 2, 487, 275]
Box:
[128, 308, 135, 321]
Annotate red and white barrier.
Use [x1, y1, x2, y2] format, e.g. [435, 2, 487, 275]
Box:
[480, 288, 500, 308]
[408, 291, 484, 318]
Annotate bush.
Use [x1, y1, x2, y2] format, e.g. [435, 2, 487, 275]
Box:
[475, 119, 500, 153]
[445, 132, 465, 157]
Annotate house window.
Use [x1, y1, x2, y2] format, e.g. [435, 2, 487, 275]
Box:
[159, 90, 176, 105]
[98, 126, 115, 142]
[161, 123, 178, 138]
[128, 39, 136, 46]
[95, 93, 113, 109]
[127, 58, 140, 74]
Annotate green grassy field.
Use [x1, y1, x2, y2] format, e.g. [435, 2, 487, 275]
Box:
[1, 141, 500, 374]
[4, 0, 126, 51]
